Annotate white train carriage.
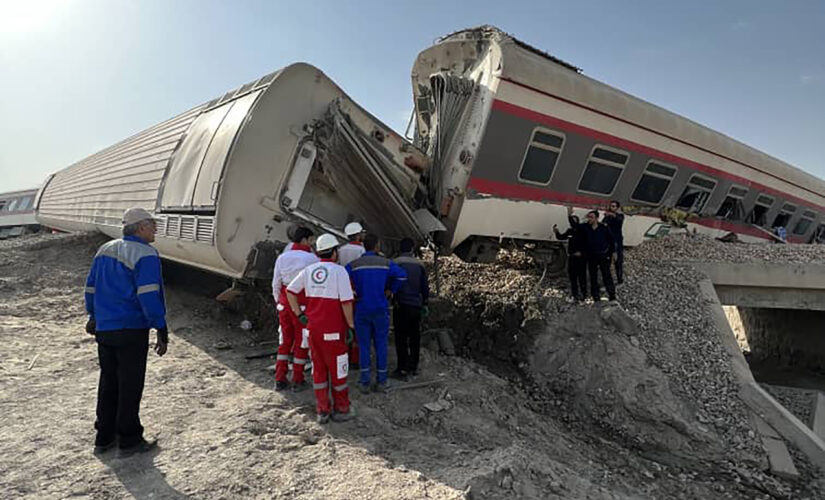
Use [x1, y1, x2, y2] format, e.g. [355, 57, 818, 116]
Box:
[408, 26, 825, 264]
[0, 189, 39, 239]
[37, 63, 432, 279]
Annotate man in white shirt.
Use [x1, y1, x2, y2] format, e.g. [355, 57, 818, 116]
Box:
[337, 222, 366, 267]
[272, 227, 319, 391]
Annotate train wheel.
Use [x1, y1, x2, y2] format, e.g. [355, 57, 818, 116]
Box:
[528, 243, 567, 277]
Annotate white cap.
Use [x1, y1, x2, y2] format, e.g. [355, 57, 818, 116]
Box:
[315, 233, 340, 253]
[122, 207, 156, 226]
[344, 222, 364, 237]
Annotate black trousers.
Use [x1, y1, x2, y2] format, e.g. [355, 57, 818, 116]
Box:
[588, 254, 616, 301]
[393, 303, 422, 373]
[94, 329, 149, 448]
[613, 244, 624, 284]
[567, 255, 588, 299]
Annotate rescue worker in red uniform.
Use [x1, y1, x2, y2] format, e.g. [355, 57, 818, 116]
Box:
[271, 227, 319, 391]
[287, 233, 356, 424]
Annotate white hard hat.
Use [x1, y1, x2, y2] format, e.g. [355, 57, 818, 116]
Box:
[122, 207, 156, 225]
[344, 222, 364, 237]
[315, 233, 340, 253]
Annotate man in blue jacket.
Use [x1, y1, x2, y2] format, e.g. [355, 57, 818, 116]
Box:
[392, 238, 429, 380]
[346, 233, 407, 393]
[85, 207, 168, 457]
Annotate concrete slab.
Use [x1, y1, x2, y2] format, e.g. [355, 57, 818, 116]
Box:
[741, 381, 825, 473]
[761, 436, 800, 480]
[813, 392, 825, 440]
[698, 279, 754, 383]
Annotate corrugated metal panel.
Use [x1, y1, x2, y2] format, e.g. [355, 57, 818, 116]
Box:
[37, 67, 284, 238]
[38, 105, 205, 228]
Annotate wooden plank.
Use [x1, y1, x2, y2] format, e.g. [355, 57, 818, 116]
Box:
[813, 392, 825, 440]
[741, 381, 825, 473]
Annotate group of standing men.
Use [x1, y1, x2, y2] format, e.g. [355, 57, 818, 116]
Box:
[553, 201, 625, 303]
[271, 222, 429, 423]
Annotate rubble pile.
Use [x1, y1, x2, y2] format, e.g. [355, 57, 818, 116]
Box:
[631, 233, 825, 264]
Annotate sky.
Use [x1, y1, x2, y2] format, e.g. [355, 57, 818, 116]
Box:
[1, 0, 824, 193]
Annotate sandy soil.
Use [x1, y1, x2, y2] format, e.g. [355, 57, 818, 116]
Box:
[0, 233, 822, 499]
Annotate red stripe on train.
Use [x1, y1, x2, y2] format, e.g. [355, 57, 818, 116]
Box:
[466, 177, 808, 243]
[490, 98, 825, 214]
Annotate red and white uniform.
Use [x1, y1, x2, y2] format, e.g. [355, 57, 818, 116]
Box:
[271, 244, 319, 384]
[287, 259, 354, 415]
[337, 241, 365, 267]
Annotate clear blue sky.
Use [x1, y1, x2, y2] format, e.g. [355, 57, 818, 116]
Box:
[1, 0, 823, 192]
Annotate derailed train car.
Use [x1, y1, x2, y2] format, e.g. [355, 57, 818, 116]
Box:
[36, 63, 433, 279]
[0, 189, 39, 239]
[409, 26, 825, 264]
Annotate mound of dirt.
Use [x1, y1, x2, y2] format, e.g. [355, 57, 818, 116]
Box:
[528, 305, 723, 463]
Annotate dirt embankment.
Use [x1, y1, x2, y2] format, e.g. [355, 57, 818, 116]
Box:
[1, 233, 823, 499]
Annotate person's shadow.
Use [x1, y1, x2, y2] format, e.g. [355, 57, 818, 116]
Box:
[97, 445, 186, 499]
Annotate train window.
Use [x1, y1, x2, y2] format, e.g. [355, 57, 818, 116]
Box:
[17, 196, 33, 211]
[6, 199, 19, 212]
[715, 185, 748, 221]
[517, 128, 565, 185]
[793, 210, 816, 235]
[771, 203, 797, 228]
[747, 194, 774, 226]
[577, 145, 628, 195]
[675, 175, 716, 213]
[0, 200, 6, 211]
[630, 161, 677, 205]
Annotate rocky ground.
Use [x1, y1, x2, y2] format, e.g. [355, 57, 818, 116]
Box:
[1, 232, 824, 499]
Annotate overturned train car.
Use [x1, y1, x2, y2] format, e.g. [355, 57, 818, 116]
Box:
[36, 63, 432, 279]
[410, 26, 825, 264]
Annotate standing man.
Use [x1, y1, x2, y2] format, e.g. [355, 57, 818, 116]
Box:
[346, 234, 407, 393]
[271, 227, 319, 392]
[286, 234, 356, 424]
[338, 222, 366, 267]
[583, 210, 617, 302]
[85, 207, 168, 457]
[553, 208, 588, 302]
[338, 221, 366, 367]
[603, 201, 625, 284]
[392, 238, 429, 379]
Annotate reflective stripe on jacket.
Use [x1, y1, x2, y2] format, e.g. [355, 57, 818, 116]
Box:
[346, 252, 407, 315]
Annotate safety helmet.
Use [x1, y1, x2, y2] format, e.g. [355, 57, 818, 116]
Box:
[315, 233, 340, 253]
[344, 222, 364, 237]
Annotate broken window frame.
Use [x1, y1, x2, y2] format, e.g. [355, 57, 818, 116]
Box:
[814, 224, 825, 244]
[771, 202, 797, 229]
[792, 210, 816, 236]
[517, 127, 566, 186]
[675, 174, 716, 213]
[715, 184, 748, 221]
[747, 194, 774, 226]
[630, 160, 678, 206]
[576, 144, 629, 196]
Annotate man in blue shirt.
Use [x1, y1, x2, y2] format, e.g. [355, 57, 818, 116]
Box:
[346, 234, 407, 393]
[85, 207, 168, 457]
[392, 238, 429, 379]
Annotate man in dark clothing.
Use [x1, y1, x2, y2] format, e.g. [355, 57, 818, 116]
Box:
[391, 238, 430, 379]
[583, 210, 617, 302]
[553, 213, 587, 301]
[85, 207, 168, 457]
[603, 200, 625, 284]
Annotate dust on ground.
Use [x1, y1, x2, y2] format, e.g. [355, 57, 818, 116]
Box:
[0, 232, 823, 499]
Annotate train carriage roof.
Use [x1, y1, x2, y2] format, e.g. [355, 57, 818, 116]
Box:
[440, 26, 825, 198]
